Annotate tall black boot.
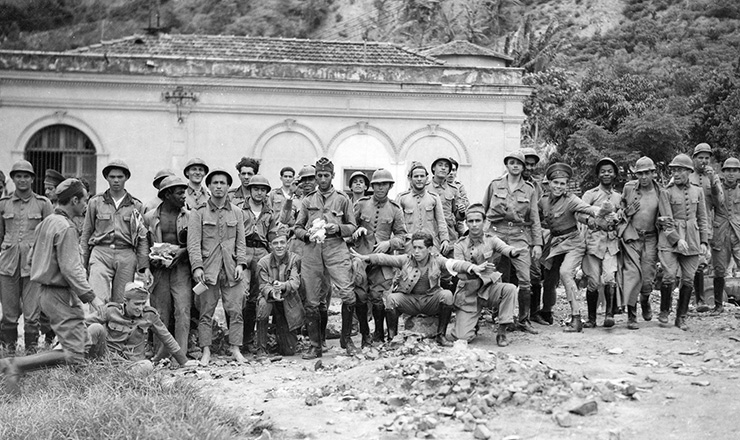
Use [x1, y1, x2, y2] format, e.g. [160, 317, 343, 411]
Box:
[583, 289, 598, 328]
[24, 331, 38, 355]
[340, 304, 357, 355]
[372, 304, 385, 343]
[242, 302, 257, 353]
[627, 305, 639, 330]
[301, 311, 322, 360]
[603, 285, 615, 328]
[640, 293, 653, 321]
[516, 288, 538, 334]
[0, 327, 18, 355]
[712, 277, 725, 315]
[530, 283, 544, 323]
[319, 307, 329, 352]
[0, 350, 69, 396]
[675, 284, 692, 331]
[658, 283, 673, 324]
[694, 271, 709, 312]
[386, 309, 399, 340]
[355, 302, 373, 348]
[435, 305, 454, 347]
[255, 320, 269, 357]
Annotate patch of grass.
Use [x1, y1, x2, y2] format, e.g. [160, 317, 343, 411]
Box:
[0, 360, 253, 440]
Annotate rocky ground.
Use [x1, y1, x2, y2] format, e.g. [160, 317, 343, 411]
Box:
[166, 292, 740, 440]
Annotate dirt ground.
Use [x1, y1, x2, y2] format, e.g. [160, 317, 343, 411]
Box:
[170, 292, 740, 440]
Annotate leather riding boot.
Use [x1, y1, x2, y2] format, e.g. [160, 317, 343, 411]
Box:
[603, 285, 615, 328]
[435, 305, 454, 347]
[496, 324, 509, 347]
[242, 301, 257, 352]
[640, 293, 653, 321]
[563, 314, 583, 333]
[301, 311, 322, 360]
[530, 282, 542, 317]
[386, 309, 399, 340]
[319, 308, 329, 351]
[694, 271, 709, 312]
[355, 302, 373, 348]
[627, 305, 639, 330]
[24, 332, 38, 355]
[712, 277, 725, 315]
[372, 304, 385, 343]
[0, 327, 18, 355]
[658, 283, 673, 324]
[583, 289, 598, 328]
[0, 350, 69, 396]
[340, 304, 357, 355]
[516, 289, 538, 334]
[255, 320, 269, 357]
[675, 284, 692, 331]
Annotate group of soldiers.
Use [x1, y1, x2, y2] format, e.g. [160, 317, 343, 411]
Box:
[0, 141, 737, 394]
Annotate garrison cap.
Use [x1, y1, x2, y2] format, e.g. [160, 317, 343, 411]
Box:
[546, 163, 573, 180]
[157, 176, 188, 200]
[348, 171, 370, 188]
[692, 143, 713, 157]
[315, 157, 334, 173]
[268, 225, 290, 243]
[102, 159, 131, 179]
[407, 161, 428, 177]
[183, 158, 209, 177]
[205, 168, 233, 187]
[55, 178, 85, 200]
[9, 160, 35, 178]
[634, 157, 656, 173]
[123, 282, 149, 301]
[668, 154, 694, 171]
[44, 169, 65, 187]
[466, 203, 486, 219]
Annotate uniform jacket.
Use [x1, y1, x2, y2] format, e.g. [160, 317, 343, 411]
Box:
[426, 179, 463, 241]
[618, 180, 672, 242]
[396, 189, 449, 248]
[539, 193, 599, 260]
[690, 168, 722, 240]
[29, 209, 95, 303]
[712, 180, 740, 247]
[242, 196, 276, 249]
[80, 190, 148, 270]
[294, 187, 356, 242]
[353, 195, 407, 255]
[0, 191, 52, 276]
[658, 182, 709, 255]
[367, 253, 473, 295]
[228, 185, 249, 209]
[453, 233, 516, 312]
[481, 175, 542, 246]
[185, 184, 210, 211]
[187, 198, 248, 286]
[267, 187, 296, 224]
[257, 251, 304, 331]
[88, 302, 180, 361]
[580, 185, 622, 258]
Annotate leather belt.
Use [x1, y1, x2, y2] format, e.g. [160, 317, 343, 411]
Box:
[492, 221, 530, 228]
[245, 239, 268, 249]
[551, 225, 577, 237]
[637, 230, 657, 237]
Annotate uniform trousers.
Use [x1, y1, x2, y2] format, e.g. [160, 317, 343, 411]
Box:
[452, 282, 516, 342]
[621, 235, 659, 306]
[198, 271, 245, 348]
[0, 265, 40, 341]
[301, 238, 355, 315]
[150, 262, 191, 356]
[38, 285, 88, 363]
[88, 246, 137, 303]
[386, 288, 453, 315]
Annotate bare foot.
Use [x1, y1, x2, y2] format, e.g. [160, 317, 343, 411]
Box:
[231, 346, 247, 363]
[200, 346, 211, 366]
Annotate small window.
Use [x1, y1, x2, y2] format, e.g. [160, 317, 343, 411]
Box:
[25, 124, 96, 195]
[343, 168, 375, 196]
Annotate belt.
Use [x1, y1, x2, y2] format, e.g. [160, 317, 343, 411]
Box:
[637, 230, 657, 237]
[551, 225, 577, 237]
[100, 243, 133, 250]
[492, 221, 531, 228]
[245, 239, 268, 249]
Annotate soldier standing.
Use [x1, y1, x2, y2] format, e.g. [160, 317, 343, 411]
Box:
[447, 158, 470, 237]
[267, 166, 296, 220]
[230, 157, 261, 208]
[187, 168, 248, 364]
[352, 169, 407, 345]
[520, 147, 546, 324]
[396, 162, 450, 254]
[348, 171, 370, 205]
[690, 143, 723, 312]
[43, 169, 65, 203]
[618, 157, 665, 330]
[452, 204, 521, 346]
[708, 158, 740, 314]
[426, 157, 465, 251]
[80, 160, 151, 303]
[143, 169, 175, 214]
[481, 150, 542, 334]
[183, 158, 210, 211]
[294, 158, 357, 358]
[533, 163, 602, 332]
[0, 161, 53, 354]
[658, 154, 709, 330]
[580, 158, 622, 328]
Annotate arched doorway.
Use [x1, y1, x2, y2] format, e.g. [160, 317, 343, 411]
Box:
[24, 124, 96, 195]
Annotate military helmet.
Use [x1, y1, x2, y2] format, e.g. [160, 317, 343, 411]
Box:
[348, 171, 370, 188]
[431, 157, 452, 171]
[370, 168, 394, 185]
[102, 159, 131, 179]
[722, 157, 740, 171]
[668, 154, 694, 171]
[9, 160, 35, 178]
[152, 169, 175, 189]
[520, 147, 540, 164]
[595, 157, 619, 176]
[183, 158, 209, 177]
[205, 168, 233, 187]
[634, 157, 656, 173]
[246, 174, 271, 190]
[157, 176, 188, 200]
[692, 143, 713, 157]
[297, 165, 316, 181]
[503, 150, 526, 166]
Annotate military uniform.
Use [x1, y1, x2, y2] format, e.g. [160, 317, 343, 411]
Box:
[80, 190, 149, 303]
[426, 179, 464, 245]
[710, 177, 740, 309]
[228, 185, 250, 209]
[396, 189, 449, 252]
[0, 190, 53, 352]
[256, 251, 303, 355]
[185, 184, 210, 211]
[267, 187, 296, 223]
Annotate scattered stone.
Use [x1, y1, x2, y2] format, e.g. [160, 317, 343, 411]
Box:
[388, 396, 407, 407]
[269, 356, 282, 362]
[305, 394, 320, 406]
[703, 351, 719, 362]
[437, 407, 455, 417]
[622, 385, 637, 397]
[679, 349, 701, 356]
[254, 429, 272, 440]
[314, 360, 324, 371]
[474, 424, 493, 439]
[404, 316, 439, 338]
[607, 347, 623, 355]
[554, 411, 573, 427]
[691, 380, 710, 387]
[568, 400, 598, 416]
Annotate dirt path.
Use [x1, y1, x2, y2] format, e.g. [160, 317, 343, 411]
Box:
[174, 298, 740, 440]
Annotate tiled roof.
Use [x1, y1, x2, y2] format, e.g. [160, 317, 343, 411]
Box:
[68, 33, 443, 66]
[421, 40, 513, 61]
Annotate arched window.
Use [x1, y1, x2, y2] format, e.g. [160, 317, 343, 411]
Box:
[25, 124, 96, 195]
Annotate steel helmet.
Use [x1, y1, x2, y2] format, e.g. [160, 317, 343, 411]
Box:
[205, 168, 233, 187]
[370, 168, 394, 185]
[668, 154, 694, 171]
[503, 150, 526, 166]
[246, 174, 271, 190]
[692, 143, 713, 157]
[297, 165, 316, 181]
[9, 160, 35, 178]
[722, 157, 740, 171]
[520, 147, 540, 164]
[152, 168, 175, 189]
[595, 157, 619, 176]
[183, 157, 209, 177]
[431, 157, 453, 170]
[102, 159, 131, 179]
[634, 157, 656, 173]
[348, 171, 370, 188]
[157, 176, 188, 200]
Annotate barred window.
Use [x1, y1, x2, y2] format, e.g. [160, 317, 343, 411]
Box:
[25, 125, 96, 195]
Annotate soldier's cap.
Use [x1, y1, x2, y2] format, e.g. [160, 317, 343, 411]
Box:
[268, 225, 290, 243]
[44, 169, 65, 187]
[520, 147, 540, 163]
[157, 176, 188, 200]
[297, 165, 316, 181]
[504, 151, 526, 166]
[692, 142, 713, 157]
[102, 159, 131, 179]
[466, 203, 486, 219]
[123, 282, 149, 301]
[246, 174, 271, 190]
[315, 157, 334, 173]
[668, 154, 694, 171]
[55, 178, 85, 200]
[183, 158, 209, 177]
[348, 171, 370, 187]
[634, 157, 656, 173]
[407, 161, 428, 177]
[545, 162, 573, 180]
[595, 157, 619, 176]
[431, 157, 452, 171]
[9, 160, 35, 178]
[152, 168, 175, 189]
[722, 157, 740, 171]
[370, 168, 395, 185]
[205, 168, 233, 187]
